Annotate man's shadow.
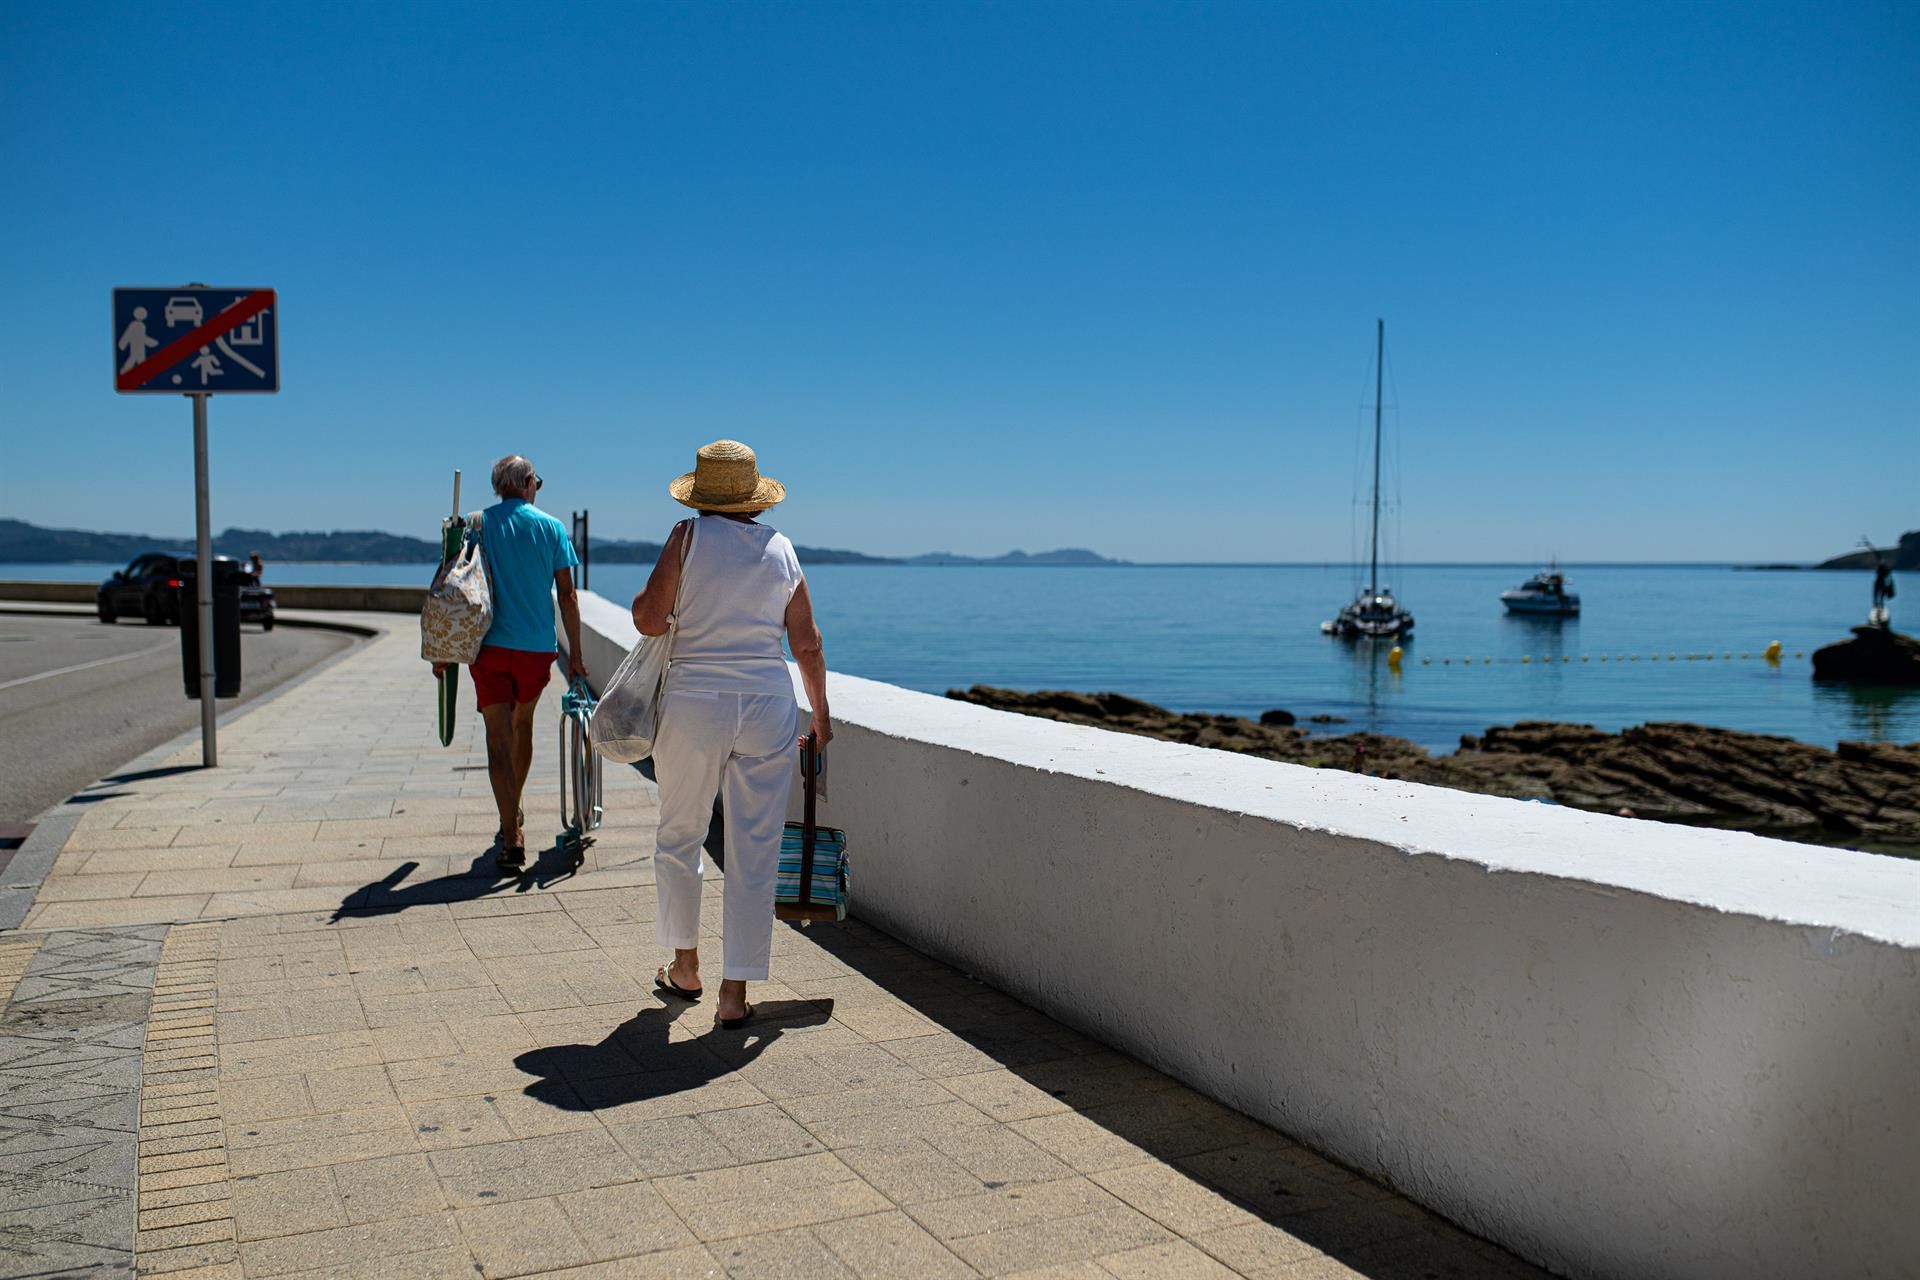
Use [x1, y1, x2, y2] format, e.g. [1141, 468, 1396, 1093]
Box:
[514, 997, 833, 1111]
[330, 844, 585, 922]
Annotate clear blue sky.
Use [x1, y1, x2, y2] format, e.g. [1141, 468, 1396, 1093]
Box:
[2, 1, 1914, 563]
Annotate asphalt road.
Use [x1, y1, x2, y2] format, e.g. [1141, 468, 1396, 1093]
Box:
[0, 612, 356, 827]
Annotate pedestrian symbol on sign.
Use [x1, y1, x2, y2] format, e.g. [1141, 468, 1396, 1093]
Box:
[117, 307, 160, 373]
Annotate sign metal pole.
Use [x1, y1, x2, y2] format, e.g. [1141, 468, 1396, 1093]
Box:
[192, 392, 216, 766]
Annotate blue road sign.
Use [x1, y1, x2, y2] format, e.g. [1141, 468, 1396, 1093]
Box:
[113, 287, 279, 394]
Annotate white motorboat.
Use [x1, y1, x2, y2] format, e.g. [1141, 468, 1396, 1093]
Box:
[1501, 566, 1580, 616]
[1324, 319, 1415, 641]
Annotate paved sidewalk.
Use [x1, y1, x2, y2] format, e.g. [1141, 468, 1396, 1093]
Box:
[3, 617, 1550, 1279]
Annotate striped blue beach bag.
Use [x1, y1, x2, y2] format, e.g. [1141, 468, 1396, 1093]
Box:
[776, 734, 849, 924]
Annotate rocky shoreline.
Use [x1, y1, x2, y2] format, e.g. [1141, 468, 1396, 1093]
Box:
[945, 686, 1920, 855]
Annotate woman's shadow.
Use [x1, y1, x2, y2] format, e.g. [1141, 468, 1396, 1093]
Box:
[513, 997, 834, 1112]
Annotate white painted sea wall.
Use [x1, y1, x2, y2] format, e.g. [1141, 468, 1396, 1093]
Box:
[567, 589, 1920, 1280]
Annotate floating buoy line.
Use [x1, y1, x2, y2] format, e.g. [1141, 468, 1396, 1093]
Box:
[1386, 640, 1806, 669]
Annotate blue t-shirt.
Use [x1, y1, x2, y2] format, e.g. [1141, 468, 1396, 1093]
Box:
[479, 499, 578, 653]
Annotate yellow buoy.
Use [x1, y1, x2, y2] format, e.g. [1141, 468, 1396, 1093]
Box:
[1521, 655, 1530, 664]
[1764, 640, 1782, 663]
[1388, 646, 1403, 671]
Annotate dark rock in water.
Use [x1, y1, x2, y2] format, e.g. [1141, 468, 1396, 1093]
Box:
[946, 685, 1920, 853]
[1259, 709, 1296, 727]
[1812, 626, 1920, 685]
[1308, 714, 1348, 724]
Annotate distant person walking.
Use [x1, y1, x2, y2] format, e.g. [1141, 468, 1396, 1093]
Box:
[432, 455, 588, 872]
[247, 551, 265, 580]
[635, 440, 831, 1029]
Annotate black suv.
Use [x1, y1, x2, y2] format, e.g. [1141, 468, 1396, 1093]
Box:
[98, 554, 276, 629]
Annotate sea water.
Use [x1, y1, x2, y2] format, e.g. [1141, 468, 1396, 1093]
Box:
[13, 561, 1914, 751]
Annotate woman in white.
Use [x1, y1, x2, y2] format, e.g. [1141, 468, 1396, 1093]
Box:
[632, 440, 832, 1029]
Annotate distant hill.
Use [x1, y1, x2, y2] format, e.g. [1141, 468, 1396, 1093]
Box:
[1817, 531, 1920, 571]
[906, 548, 1126, 566]
[0, 518, 187, 564]
[589, 537, 898, 566]
[1, 518, 1115, 568]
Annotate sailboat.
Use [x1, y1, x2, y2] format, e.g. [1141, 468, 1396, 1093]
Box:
[1322, 319, 1415, 640]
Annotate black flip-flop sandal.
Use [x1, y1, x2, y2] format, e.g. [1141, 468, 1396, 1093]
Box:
[715, 1003, 755, 1030]
[655, 966, 703, 1001]
[495, 846, 526, 873]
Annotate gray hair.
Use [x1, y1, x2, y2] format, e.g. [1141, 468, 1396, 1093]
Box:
[491, 455, 535, 498]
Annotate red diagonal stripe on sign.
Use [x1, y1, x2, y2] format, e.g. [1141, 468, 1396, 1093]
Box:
[117, 291, 274, 391]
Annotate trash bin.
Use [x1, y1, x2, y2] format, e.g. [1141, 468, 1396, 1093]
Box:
[177, 559, 244, 699]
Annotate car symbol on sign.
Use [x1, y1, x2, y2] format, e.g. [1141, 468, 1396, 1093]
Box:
[164, 297, 203, 327]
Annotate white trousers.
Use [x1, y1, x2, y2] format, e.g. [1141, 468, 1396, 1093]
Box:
[652, 688, 798, 981]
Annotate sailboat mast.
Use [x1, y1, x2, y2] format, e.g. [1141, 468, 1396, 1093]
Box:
[1369, 318, 1383, 597]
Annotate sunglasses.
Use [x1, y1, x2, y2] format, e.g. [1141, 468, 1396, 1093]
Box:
[532, 474, 544, 491]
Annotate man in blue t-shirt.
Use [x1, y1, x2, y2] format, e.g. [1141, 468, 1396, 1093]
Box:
[436, 454, 587, 872]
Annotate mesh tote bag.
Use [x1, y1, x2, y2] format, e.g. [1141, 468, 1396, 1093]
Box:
[420, 514, 491, 664]
[590, 519, 696, 763]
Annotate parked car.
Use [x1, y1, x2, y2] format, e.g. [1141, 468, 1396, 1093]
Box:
[97, 554, 276, 630]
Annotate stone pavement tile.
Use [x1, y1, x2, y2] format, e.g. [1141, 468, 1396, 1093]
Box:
[405, 1096, 515, 1150]
[138, 1166, 230, 1203]
[827, 1002, 943, 1043]
[1008, 1112, 1154, 1176]
[62, 825, 187, 851]
[83, 847, 241, 875]
[28, 872, 153, 902]
[673, 1181, 895, 1244]
[559, 1180, 698, 1259]
[571, 1072, 769, 1124]
[138, 867, 299, 897]
[706, 1226, 856, 1279]
[1091, 1162, 1261, 1237]
[227, 1124, 418, 1178]
[229, 1165, 347, 1241]
[138, 1196, 234, 1231]
[1098, 1240, 1243, 1278]
[796, 1098, 996, 1151]
[1342, 1221, 1550, 1279]
[944, 1205, 1172, 1277]
[330, 1152, 449, 1225]
[812, 1209, 975, 1280]
[1173, 1144, 1347, 1222]
[697, 1102, 823, 1164]
[227, 1103, 408, 1150]
[174, 821, 319, 847]
[428, 1130, 642, 1207]
[654, 1151, 863, 1211]
[457, 1195, 595, 1277]
[219, 1031, 382, 1080]
[485, 1086, 602, 1139]
[24, 896, 213, 929]
[928, 1124, 1077, 1189]
[205, 887, 368, 918]
[1000, 1265, 1109, 1280]
[535, 1244, 723, 1278]
[135, 1215, 236, 1252]
[835, 1137, 987, 1206]
[604, 1114, 740, 1178]
[305, 1064, 399, 1113]
[386, 1052, 537, 1103]
[940, 1068, 1075, 1123]
[231, 839, 384, 866]
[236, 1213, 462, 1278]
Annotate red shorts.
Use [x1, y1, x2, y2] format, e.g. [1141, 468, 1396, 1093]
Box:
[469, 646, 555, 710]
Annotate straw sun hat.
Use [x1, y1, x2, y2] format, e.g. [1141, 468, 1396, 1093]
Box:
[668, 440, 787, 513]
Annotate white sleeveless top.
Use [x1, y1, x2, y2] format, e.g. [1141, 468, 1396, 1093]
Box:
[666, 515, 803, 698]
